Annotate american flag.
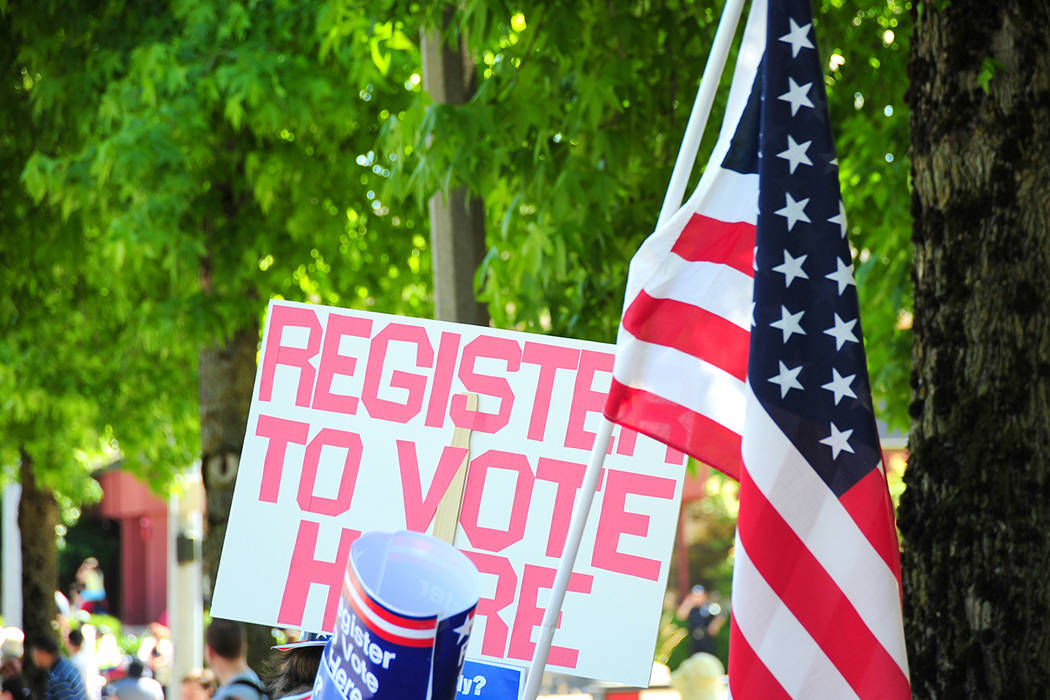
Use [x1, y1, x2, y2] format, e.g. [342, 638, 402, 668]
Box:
[605, 0, 910, 697]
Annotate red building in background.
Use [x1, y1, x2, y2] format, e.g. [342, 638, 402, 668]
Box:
[95, 469, 169, 625]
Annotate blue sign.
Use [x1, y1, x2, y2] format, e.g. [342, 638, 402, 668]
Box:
[457, 660, 523, 700]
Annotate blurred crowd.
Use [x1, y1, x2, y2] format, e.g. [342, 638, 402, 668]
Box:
[0, 617, 322, 700]
[0, 559, 324, 700]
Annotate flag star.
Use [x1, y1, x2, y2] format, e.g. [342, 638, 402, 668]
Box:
[822, 368, 857, 405]
[770, 305, 806, 343]
[772, 249, 809, 287]
[828, 200, 847, 238]
[820, 422, 855, 459]
[779, 18, 815, 58]
[778, 77, 814, 116]
[775, 192, 811, 231]
[768, 361, 804, 398]
[826, 257, 856, 295]
[824, 313, 858, 350]
[777, 135, 813, 174]
[454, 616, 474, 644]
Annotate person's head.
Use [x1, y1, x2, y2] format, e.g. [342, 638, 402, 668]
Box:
[67, 628, 83, 651]
[264, 633, 329, 699]
[27, 635, 59, 670]
[180, 668, 218, 700]
[0, 675, 25, 700]
[1, 629, 23, 679]
[147, 622, 169, 640]
[127, 658, 146, 680]
[205, 619, 246, 662]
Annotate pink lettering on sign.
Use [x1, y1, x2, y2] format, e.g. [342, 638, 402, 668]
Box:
[664, 443, 687, 465]
[395, 440, 469, 533]
[459, 450, 534, 553]
[255, 414, 310, 503]
[361, 323, 434, 424]
[615, 424, 640, 457]
[461, 551, 517, 657]
[508, 564, 593, 667]
[521, 342, 580, 441]
[451, 336, 521, 433]
[424, 332, 462, 428]
[259, 304, 322, 406]
[565, 350, 616, 453]
[591, 470, 677, 581]
[312, 313, 372, 415]
[535, 457, 587, 558]
[297, 428, 363, 517]
[278, 519, 360, 631]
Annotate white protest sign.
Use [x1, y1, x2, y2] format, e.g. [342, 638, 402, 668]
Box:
[211, 299, 686, 687]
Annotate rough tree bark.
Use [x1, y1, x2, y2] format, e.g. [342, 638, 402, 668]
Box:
[199, 324, 267, 667]
[18, 448, 58, 700]
[901, 1, 1050, 697]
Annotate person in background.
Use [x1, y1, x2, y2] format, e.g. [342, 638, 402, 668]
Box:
[676, 585, 727, 657]
[106, 659, 163, 700]
[27, 634, 87, 700]
[94, 632, 123, 681]
[264, 633, 329, 700]
[67, 584, 87, 618]
[0, 628, 24, 680]
[0, 675, 26, 700]
[135, 624, 173, 689]
[76, 559, 107, 615]
[205, 620, 264, 700]
[67, 629, 101, 700]
[179, 669, 217, 700]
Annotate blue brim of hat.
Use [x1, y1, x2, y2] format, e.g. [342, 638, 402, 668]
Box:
[272, 634, 331, 651]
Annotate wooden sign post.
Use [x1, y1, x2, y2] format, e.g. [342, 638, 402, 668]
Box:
[431, 393, 478, 544]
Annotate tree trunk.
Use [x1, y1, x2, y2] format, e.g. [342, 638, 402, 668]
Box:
[19, 447, 58, 700]
[199, 324, 271, 668]
[422, 11, 489, 327]
[901, 1, 1050, 697]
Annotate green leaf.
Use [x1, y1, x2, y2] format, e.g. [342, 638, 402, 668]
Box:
[977, 57, 1004, 94]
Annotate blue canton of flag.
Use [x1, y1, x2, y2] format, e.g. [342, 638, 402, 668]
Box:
[750, 5, 876, 496]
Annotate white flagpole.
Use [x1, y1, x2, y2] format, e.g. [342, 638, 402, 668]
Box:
[521, 418, 613, 700]
[521, 4, 747, 699]
[657, 0, 748, 226]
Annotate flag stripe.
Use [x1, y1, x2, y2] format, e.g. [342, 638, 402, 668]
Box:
[741, 389, 909, 673]
[605, 379, 741, 480]
[622, 291, 750, 380]
[838, 464, 905, 583]
[644, 255, 753, 331]
[672, 215, 756, 277]
[727, 618, 792, 700]
[730, 536, 857, 699]
[611, 336, 747, 435]
[738, 469, 911, 698]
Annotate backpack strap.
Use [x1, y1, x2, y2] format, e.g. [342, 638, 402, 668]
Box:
[228, 677, 268, 700]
